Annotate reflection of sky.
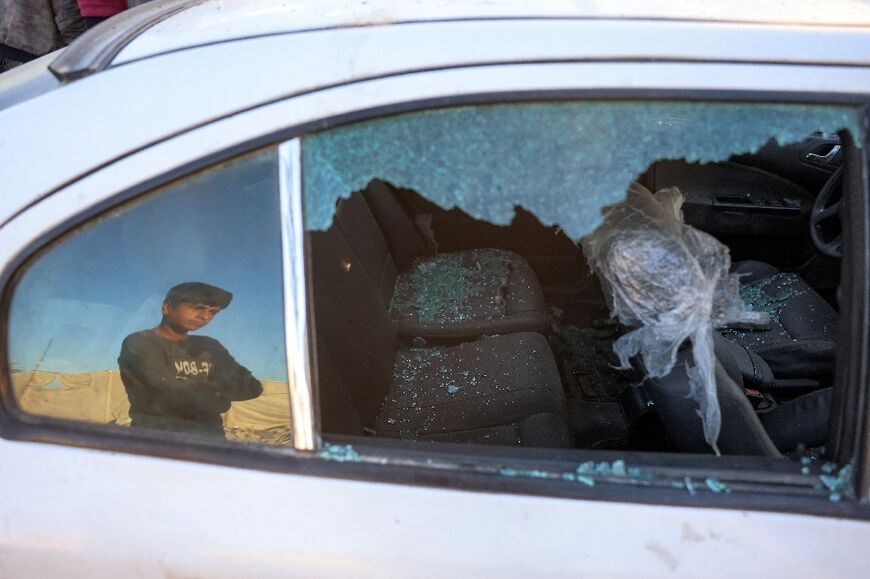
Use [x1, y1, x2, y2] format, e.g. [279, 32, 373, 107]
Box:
[9, 150, 289, 381]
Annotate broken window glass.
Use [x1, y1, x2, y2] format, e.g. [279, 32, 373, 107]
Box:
[304, 100, 860, 456]
[303, 101, 860, 237]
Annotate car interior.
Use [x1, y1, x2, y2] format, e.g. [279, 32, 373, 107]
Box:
[310, 132, 847, 461]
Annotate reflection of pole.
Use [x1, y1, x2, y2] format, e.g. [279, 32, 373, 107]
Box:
[20, 339, 53, 400]
[105, 371, 114, 425]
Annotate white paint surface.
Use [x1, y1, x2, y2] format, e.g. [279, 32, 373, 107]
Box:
[118, 0, 870, 64]
[3, 60, 869, 259]
[2, 61, 869, 575]
[3, 19, 870, 225]
[2, 10, 870, 575]
[0, 436, 867, 577]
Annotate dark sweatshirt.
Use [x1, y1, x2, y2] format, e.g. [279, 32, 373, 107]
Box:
[118, 330, 263, 437]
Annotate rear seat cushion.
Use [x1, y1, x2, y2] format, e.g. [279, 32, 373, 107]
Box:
[374, 332, 568, 445]
[421, 412, 571, 447]
[390, 249, 549, 339]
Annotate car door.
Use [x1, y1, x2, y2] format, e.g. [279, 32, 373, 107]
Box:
[2, 26, 870, 578]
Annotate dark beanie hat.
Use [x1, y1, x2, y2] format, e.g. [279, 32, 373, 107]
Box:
[164, 282, 233, 308]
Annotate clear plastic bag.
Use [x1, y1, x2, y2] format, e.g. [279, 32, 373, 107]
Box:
[582, 183, 751, 453]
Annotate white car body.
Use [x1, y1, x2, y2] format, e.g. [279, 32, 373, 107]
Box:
[1, 1, 869, 576]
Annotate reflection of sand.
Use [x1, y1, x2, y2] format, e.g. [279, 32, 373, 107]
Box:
[10, 371, 293, 445]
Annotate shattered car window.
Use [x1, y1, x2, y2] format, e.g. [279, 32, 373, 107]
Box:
[304, 100, 861, 458]
[303, 101, 859, 237]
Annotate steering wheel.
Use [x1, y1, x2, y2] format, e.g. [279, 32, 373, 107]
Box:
[809, 166, 844, 259]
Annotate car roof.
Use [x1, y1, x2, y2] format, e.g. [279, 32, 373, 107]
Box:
[115, 0, 870, 65]
[46, 0, 870, 82]
[2, 0, 870, 229]
[0, 51, 62, 113]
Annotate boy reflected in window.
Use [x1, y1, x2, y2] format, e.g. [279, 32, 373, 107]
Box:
[118, 282, 263, 438]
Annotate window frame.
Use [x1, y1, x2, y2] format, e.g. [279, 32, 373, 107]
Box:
[0, 61, 868, 518]
[298, 100, 870, 516]
[279, 139, 317, 449]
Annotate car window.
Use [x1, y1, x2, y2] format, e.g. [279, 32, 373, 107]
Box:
[7, 149, 293, 445]
[1, 97, 863, 503]
[301, 100, 861, 470]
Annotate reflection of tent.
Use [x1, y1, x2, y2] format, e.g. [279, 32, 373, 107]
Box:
[12, 370, 132, 425]
[10, 371, 292, 445]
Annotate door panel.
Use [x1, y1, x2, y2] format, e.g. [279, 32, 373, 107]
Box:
[651, 159, 816, 267]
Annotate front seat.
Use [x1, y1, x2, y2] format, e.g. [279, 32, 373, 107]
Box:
[722, 260, 838, 385]
[645, 334, 831, 455]
[644, 334, 781, 456]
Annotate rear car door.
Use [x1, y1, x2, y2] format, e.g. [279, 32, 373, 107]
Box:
[1, 20, 870, 577]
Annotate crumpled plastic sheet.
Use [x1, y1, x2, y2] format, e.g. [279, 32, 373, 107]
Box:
[390, 249, 510, 324]
[582, 183, 751, 453]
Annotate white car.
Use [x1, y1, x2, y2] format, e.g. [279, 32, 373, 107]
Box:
[1, 1, 869, 577]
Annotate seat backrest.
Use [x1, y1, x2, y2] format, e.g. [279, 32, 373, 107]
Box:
[315, 331, 364, 435]
[362, 180, 433, 270]
[333, 191, 400, 307]
[309, 221, 399, 429]
[644, 334, 781, 457]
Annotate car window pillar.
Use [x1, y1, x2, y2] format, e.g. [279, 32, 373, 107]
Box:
[279, 139, 317, 450]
